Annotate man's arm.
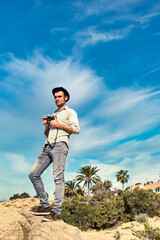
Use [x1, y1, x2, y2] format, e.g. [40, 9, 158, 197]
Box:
[49, 116, 73, 134]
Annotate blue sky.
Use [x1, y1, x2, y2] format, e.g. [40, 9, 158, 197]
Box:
[0, 0, 160, 200]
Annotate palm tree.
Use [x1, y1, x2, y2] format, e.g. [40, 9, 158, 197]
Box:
[65, 180, 80, 199]
[76, 185, 85, 196]
[76, 165, 102, 196]
[116, 170, 129, 191]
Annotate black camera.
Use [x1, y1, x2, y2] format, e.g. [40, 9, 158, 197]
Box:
[45, 115, 55, 121]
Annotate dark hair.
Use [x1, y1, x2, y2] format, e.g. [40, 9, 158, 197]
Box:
[52, 87, 70, 102]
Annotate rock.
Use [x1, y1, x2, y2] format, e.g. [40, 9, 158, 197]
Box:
[0, 198, 82, 240]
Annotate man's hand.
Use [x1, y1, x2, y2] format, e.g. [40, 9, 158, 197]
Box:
[42, 115, 49, 127]
[50, 116, 73, 134]
[49, 115, 60, 128]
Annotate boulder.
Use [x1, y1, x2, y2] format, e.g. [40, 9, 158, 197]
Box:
[0, 198, 82, 240]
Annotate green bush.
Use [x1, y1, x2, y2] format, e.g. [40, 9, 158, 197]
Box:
[123, 190, 160, 220]
[9, 192, 30, 200]
[61, 190, 160, 231]
[135, 213, 148, 223]
[62, 199, 96, 230]
[94, 196, 125, 229]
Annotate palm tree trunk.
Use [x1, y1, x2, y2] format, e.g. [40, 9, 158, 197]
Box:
[88, 182, 90, 196]
[122, 183, 124, 192]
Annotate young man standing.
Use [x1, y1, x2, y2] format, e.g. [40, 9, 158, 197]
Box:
[29, 87, 80, 222]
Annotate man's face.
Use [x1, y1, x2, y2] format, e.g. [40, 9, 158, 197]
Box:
[54, 91, 68, 107]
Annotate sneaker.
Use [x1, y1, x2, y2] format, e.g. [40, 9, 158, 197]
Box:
[30, 205, 51, 216]
[42, 211, 61, 222]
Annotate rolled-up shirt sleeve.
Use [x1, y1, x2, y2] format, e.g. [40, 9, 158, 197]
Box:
[69, 109, 80, 134]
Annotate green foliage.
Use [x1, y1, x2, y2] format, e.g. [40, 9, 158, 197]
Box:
[61, 199, 96, 230]
[65, 180, 84, 199]
[62, 189, 160, 231]
[9, 192, 30, 200]
[132, 223, 160, 240]
[123, 189, 160, 220]
[135, 214, 148, 223]
[76, 165, 102, 195]
[90, 180, 112, 195]
[94, 195, 125, 229]
[89, 190, 115, 207]
[116, 169, 129, 191]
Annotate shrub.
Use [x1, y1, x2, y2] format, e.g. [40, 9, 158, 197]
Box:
[62, 199, 96, 230]
[135, 214, 148, 223]
[122, 190, 160, 220]
[94, 195, 125, 229]
[61, 190, 160, 231]
[88, 190, 116, 207]
[9, 192, 30, 200]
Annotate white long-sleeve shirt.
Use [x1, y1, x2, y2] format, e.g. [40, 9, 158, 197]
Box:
[45, 106, 80, 147]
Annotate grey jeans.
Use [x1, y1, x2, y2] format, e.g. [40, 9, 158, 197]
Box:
[29, 142, 68, 215]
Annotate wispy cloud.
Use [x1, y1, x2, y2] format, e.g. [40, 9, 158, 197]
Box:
[143, 67, 160, 77]
[75, 25, 133, 47]
[0, 52, 103, 108]
[74, 0, 142, 18]
[51, 27, 68, 34]
[73, 0, 160, 48]
[70, 87, 160, 157]
[74, 0, 160, 25]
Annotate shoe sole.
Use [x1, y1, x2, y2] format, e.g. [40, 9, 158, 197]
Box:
[41, 216, 62, 222]
[42, 217, 52, 222]
[30, 211, 51, 216]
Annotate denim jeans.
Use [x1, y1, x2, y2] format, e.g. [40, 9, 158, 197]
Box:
[29, 142, 68, 215]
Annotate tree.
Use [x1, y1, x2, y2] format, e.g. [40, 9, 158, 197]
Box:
[103, 180, 112, 191]
[65, 180, 84, 199]
[116, 170, 129, 192]
[76, 165, 102, 196]
[76, 185, 85, 197]
[90, 180, 112, 194]
[9, 192, 30, 200]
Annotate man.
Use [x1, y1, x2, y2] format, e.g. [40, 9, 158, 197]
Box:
[29, 87, 80, 222]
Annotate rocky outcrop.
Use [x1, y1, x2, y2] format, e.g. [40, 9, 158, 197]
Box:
[0, 198, 82, 240]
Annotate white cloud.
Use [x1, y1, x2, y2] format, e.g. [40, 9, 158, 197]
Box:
[51, 27, 68, 34]
[73, 0, 160, 47]
[143, 67, 160, 77]
[1, 53, 103, 108]
[1, 153, 31, 174]
[70, 87, 160, 156]
[0, 152, 31, 184]
[107, 135, 160, 160]
[75, 26, 133, 47]
[0, 52, 104, 155]
[74, 0, 142, 18]
[74, 0, 160, 26]
[94, 87, 160, 138]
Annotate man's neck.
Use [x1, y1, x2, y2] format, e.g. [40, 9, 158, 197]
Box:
[57, 104, 66, 111]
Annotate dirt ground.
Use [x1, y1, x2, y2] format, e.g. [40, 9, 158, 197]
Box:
[80, 216, 160, 240]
